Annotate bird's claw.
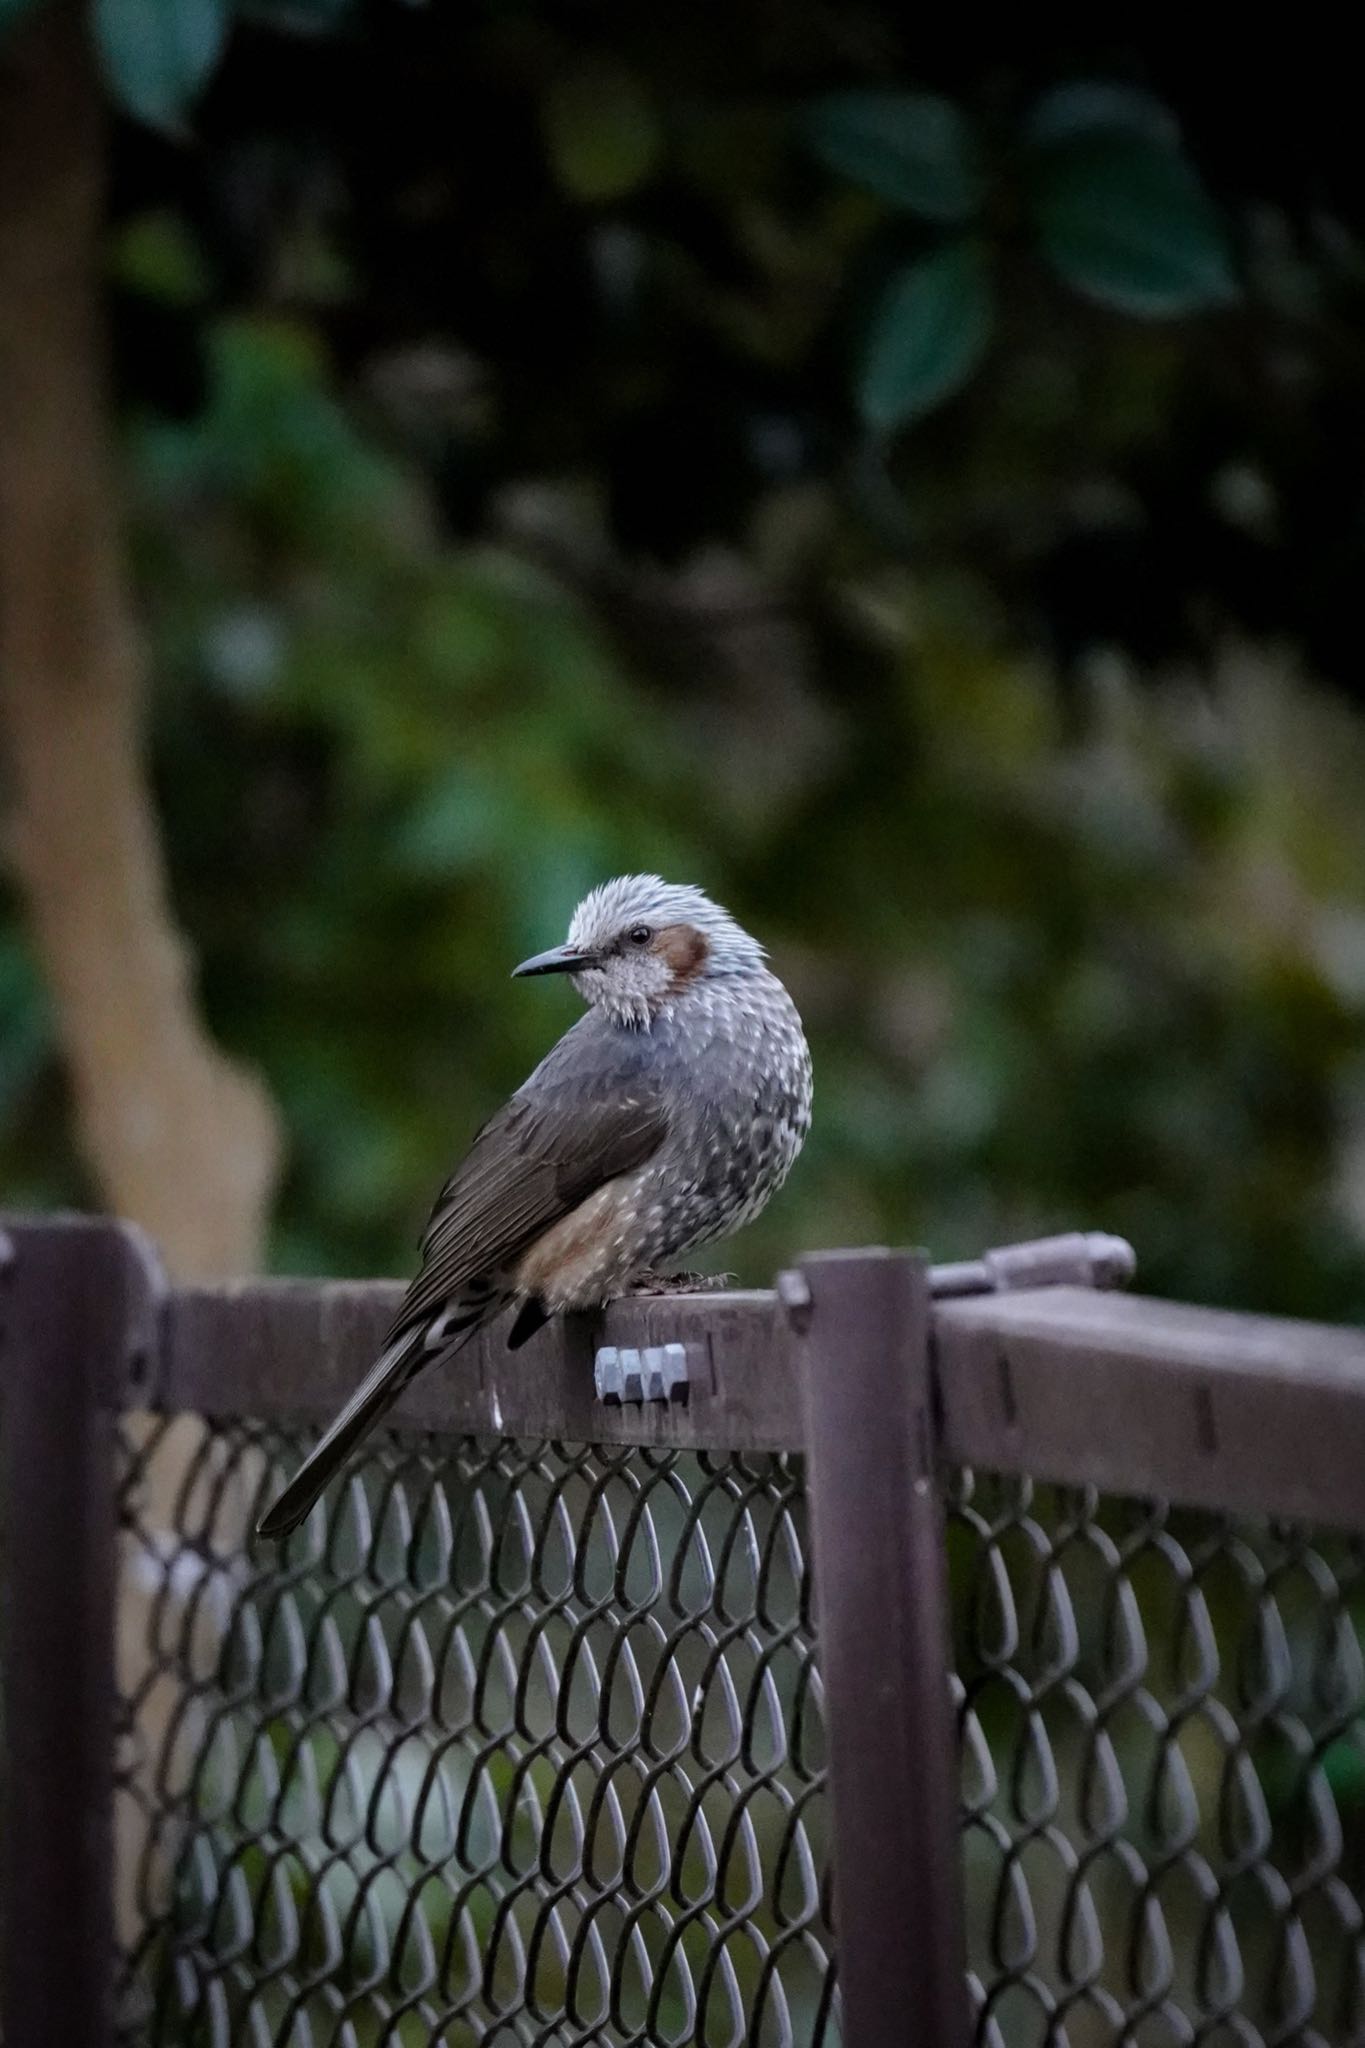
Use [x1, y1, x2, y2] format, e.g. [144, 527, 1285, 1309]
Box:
[594, 1341, 691, 1406]
[628, 1269, 733, 1295]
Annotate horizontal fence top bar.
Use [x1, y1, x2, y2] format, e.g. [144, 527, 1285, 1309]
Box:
[934, 1284, 1365, 1529]
[116, 1242, 1365, 1531]
[161, 1279, 801, 1454]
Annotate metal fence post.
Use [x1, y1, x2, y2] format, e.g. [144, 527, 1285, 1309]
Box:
[0, 1215, 162, 2048]
[794, 1248, 969, 2048]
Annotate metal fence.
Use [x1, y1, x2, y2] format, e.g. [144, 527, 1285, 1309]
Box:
[1, 1215, 1364, 2048]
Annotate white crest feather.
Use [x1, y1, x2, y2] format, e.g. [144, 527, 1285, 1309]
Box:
[567, 876, 765, 976]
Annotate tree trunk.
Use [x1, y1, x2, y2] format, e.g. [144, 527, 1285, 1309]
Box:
[0, 3, 280, 1280]
[0, 6, 282, 1976]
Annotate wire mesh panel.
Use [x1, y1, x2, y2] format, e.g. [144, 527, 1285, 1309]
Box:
[114, 1414, 836, 2048]
[62, 1255, 1365, 2048]
[950, 1471, 1365, 2048]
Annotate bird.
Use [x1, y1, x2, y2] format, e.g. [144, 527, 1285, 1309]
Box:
[257, 875, 812, 1538]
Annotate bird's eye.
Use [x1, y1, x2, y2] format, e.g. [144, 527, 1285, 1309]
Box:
[628, 924, 652, 946]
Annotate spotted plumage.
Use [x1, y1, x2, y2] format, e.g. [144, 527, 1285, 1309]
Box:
[258, 877, 812, 1537]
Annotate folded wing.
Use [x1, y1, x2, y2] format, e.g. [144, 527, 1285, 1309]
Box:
[258, 1026, 668, 1540]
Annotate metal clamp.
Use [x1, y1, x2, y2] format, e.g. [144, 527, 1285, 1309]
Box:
[594, 1341, 692, 1405]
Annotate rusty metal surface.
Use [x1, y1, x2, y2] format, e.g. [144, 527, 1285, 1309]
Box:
[935, 1285, 1365, 1530]
[0, 1216, 163, 2048]
[797, 1249, 971, 2048]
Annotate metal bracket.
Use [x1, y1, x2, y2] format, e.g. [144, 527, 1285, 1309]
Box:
[594, 1340, 693, 1405]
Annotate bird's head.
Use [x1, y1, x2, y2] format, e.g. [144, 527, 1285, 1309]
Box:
[513, 875, 766, 1027]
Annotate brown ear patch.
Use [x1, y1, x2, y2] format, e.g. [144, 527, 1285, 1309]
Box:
[655, 922, 710, 983]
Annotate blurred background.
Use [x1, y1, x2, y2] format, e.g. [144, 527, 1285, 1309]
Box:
[6, 16, 1365, 2045]
[5, 5, 1365, 1321]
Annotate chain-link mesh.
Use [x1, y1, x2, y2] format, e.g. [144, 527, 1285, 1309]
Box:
[950, 1471, 1365, 2048]
[113, 1412, 1365, 2048]
[114, 1415, 835, 2048]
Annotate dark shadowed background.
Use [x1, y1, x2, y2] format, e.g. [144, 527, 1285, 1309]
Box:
[4, 6, 1365, 1321]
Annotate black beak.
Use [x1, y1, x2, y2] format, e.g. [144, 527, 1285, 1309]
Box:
[512, 945, 596, 979]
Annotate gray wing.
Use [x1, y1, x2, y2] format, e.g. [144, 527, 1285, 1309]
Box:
[257, 1018, 667, 1541]
[387, 1017, 668, 1341]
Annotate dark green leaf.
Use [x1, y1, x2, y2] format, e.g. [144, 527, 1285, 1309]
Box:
[1035, 134, 1238, 316]
[112, 211, 209, 305]
[0, 931, 52, 1124]
[94, 0, 230, 132]
[0, 0, 42, 41]
[1323, 1736, 1365, 1803]
[801, 90, 981, 223]
[237, 0, 355, 30]
[858, 240, 993, 433]
[543, 62, 661, 202]
[1026, 82, 1181, 153]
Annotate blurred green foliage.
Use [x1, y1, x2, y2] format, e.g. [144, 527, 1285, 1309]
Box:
[93, 0, 231, 131]
[3, 11, 1365, 1326]
[805, 82, 1236, 430]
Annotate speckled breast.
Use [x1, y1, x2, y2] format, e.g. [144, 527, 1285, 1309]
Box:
[644, 967, 812, 1261]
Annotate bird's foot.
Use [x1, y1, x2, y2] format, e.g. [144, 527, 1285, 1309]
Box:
[628, 1269, 734, 1295]
[594, 1341, 692, 1406]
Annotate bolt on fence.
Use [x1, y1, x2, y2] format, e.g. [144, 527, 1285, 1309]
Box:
[1, 1213, 1363, 2048]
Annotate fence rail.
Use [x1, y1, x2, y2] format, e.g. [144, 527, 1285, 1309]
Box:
[1, 1213, 1363, 2048]
[935, 1284, 1365, 1529]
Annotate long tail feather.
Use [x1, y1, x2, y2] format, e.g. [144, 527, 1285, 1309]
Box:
[257, 1320, 467, 1539]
